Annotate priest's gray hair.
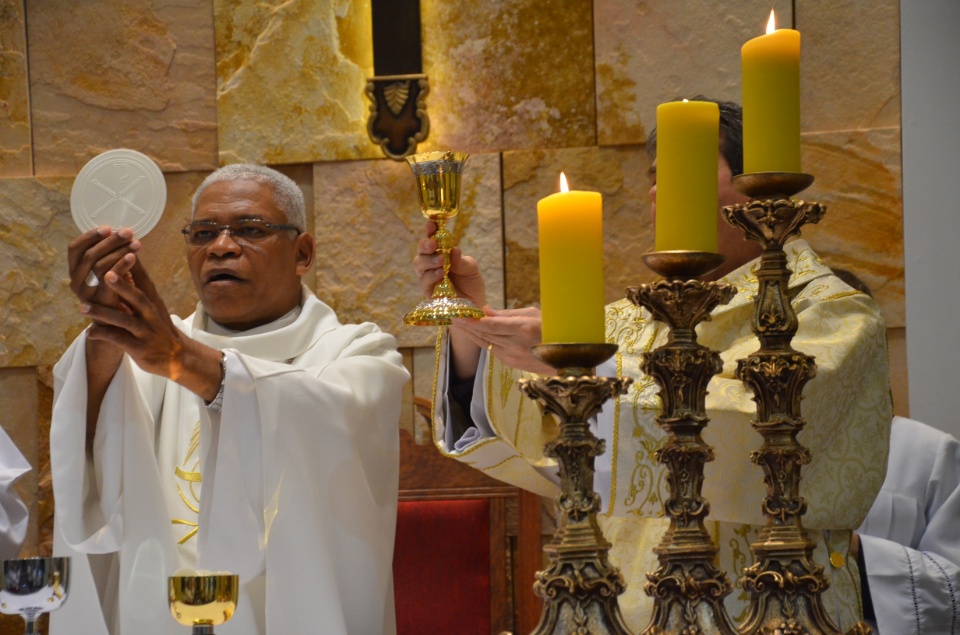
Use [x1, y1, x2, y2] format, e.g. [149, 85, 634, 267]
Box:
[192, 164, 307, 232]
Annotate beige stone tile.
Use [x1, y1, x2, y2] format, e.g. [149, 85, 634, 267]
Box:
[26, 0, 218, 176]
[800, 127, 904, 327]
[797, 0, 900, 133]
[594, 0, 792, 147]
[0, 171, 215, 367]
[420, 1, 596, 153]
[313, 153, 503, 349]
[502, 145, 655, 311]
[0, 366, 38, 556]
[214, 0, 380, 164]
[0, 0, 31, 177]
[0, 176, 83, 367]
[887, 326, 908, 418]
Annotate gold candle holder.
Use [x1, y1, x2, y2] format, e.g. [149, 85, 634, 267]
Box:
[627, 251, 738, 635]
[168, 573, 238, 635]
[404, 151, 485, 326]
[518, 342, 633, 635]
[722, 172, 871, 635]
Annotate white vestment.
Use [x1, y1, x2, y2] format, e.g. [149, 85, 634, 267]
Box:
[51, 288, 409, 635]
[859, 416, 960, 634]
[0, 425, 30, 559]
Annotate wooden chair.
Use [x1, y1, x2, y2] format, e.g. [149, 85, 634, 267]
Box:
[392, 398, 543, 635]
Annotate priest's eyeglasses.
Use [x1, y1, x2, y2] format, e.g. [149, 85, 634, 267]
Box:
[181, 219, 301, 247]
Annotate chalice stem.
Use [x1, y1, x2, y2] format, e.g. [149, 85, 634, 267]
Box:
[432, 224, 456, 299]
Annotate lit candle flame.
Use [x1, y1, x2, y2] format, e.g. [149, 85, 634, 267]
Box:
[766, 9, 776, 34]
[559, 172, 569, 193]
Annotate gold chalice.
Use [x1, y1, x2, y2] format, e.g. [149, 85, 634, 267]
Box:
[405, 150, 485, 325]
[0, 557, 70, 635]
[168, 573, 238, 635]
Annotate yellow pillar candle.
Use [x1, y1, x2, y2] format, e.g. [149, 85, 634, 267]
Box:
[741, 10, 801, 173]
[655, 100, 719, 253]
[537, 174, 605, 344]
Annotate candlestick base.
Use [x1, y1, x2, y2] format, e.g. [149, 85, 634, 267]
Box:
[521, 343, 634, 635]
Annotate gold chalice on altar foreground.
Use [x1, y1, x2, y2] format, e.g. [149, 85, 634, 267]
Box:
[0, 557, 70, 635]
[169, 573, 238, 635]
[404, 150, 485, 325]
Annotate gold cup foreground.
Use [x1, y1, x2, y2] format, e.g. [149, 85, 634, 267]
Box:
[169, 574, 238, 635]
[0, 557, 70, 635]
[404, 150, 485, 326]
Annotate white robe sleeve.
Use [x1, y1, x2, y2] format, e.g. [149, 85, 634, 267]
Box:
[0, 425, 30, 560]
[430, 328, 561, 498]
[51, 331, 166, 555]
[859, 417, 960, 634]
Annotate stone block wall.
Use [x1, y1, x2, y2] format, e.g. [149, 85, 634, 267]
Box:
[0, 2, 904, 612]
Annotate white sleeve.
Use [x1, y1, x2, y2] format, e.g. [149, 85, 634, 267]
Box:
[860, 420, 960, 634]
[0, 426, 30, 559]
[433, 330, 496, 452]
[860, 535, 960, 635]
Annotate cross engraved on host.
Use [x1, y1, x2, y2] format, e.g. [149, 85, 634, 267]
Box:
[90, 163, 149, 219]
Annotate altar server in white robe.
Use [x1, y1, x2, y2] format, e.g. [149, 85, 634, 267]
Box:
[856, 416, 960, 634]
[0, 425, 30, 559]
[51, 164, 409, 635]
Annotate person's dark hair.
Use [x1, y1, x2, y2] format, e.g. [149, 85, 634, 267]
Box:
[645, 96, 743, 177]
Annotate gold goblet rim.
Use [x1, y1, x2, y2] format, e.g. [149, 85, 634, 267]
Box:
[406, 150, 469, 172]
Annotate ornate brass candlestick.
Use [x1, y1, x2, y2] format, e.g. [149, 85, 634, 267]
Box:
[405, 151, 485, 326]
[722, 172, 870, 635]
[0, 557, 70, 635]
[627, 251, 739, 635]
[168, 573, 238, 635]
[518, 343, 633, 635]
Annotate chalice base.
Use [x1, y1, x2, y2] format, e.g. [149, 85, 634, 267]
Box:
[403, 295, 485, 326]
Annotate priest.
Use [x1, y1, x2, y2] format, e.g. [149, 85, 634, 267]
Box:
[52, 164, 409, 635]
[413, 99, 892, 631]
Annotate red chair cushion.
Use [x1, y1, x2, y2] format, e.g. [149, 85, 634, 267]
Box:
[393, 498, 491, 635]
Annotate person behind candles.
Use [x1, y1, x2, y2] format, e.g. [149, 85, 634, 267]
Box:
[51, 164, 409, 635]
[412, 98, 892, 630]
[818, 274, 960, 635]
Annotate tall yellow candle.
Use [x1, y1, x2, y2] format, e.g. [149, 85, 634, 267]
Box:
[537, 174, 605, 344]
[655, 100, 719, 253]
[741, 10, 801, 173]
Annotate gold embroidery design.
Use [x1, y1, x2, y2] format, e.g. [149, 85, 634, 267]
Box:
[172, 420, 202, 544]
